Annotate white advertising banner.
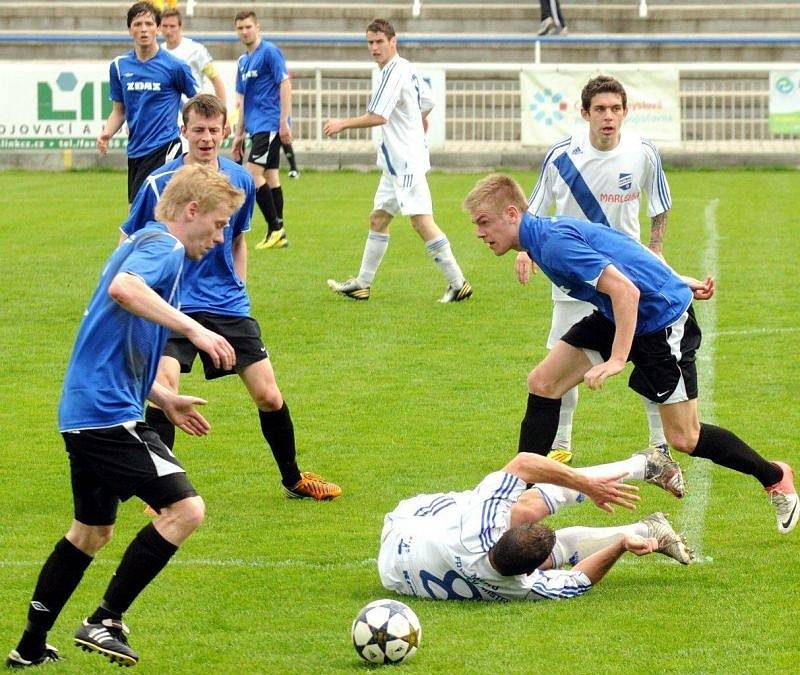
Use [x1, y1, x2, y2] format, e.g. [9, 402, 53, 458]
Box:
[371, 67, 446, 151]
[520, 69, 681, 147]
[769, 70, 800, 135]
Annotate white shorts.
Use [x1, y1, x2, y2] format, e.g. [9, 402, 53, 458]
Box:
[373, 172, 433, 217]
[546, 299, 595, 349]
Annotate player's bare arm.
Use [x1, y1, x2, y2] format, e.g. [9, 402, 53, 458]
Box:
[514, 251, 539, 284]
[279, 78, 293, 145]
[584, 265, 639, 390]
[649, 210, 668, 257]
[148, 381, 210, 437]
[571, 534, 657, 585]
[108, 272, 236, 370]
[232, 94, 246, 161]
[97, 101, 126, 155]
[232, 233, 248, 283]
[323, 112, 387, 137]
[502, 454, 639, 513]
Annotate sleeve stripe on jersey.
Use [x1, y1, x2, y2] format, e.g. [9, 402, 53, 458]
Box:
[367, 62, 398, 112]
[413, 495, 456, 517]
[642, 140, 672, 211]
[478, 473, 521, 552]
[528, 573, 592, 600]
[528, 137, 571, 209]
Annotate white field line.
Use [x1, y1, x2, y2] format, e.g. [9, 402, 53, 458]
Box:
[0, 557, 378, 570]
[711, 326, 799, 338]
[678, 198, 719, 563]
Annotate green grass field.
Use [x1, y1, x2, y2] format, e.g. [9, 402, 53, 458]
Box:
[0, 168, 798, 674]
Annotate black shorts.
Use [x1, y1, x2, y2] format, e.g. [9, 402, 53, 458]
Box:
[247, 131, 281, 169]
[63, 422, 197, 526]
[127, 138, 183, 202]
[560, 306, 701, 404]
[163, 312, 269, 380]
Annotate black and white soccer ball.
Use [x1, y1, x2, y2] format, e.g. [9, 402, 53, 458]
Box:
[351, 598, 422, 664]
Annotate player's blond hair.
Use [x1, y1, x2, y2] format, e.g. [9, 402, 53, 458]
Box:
[155, 164, 245, 222]
[462, 174, 528, 216]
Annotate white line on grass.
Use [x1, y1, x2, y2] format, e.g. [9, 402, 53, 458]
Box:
[712, 326, 800, 338]
[678, 198, 719, 563]
[0, 557, 378, 570]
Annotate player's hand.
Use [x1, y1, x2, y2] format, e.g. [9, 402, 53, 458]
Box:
[622, 534, 658, 556]
[583, 472, 640, 513]
[187, 327, 236, 371]
[687, 275, 715, 300]
[422, 116, 429, 133]
[584, 357, 626, 390]
[161, 395, 210, 437]
[231, 135, 245, 162]
[323, 119, 343, 137]
[279, 121, 292, 145]
[515, 251, 538, 285]
[96, 132, 110, 155]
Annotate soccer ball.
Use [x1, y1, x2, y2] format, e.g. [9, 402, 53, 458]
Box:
[351, 599, 422, 664]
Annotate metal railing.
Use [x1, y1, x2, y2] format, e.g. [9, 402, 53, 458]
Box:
[287, 62, 800, 151]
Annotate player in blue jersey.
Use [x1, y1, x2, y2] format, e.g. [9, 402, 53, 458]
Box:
[463, 174, 799, 536]
[231, 10, 293, 250]
[5, 164, 244, 669]
[96, 2, 200, 203]
[123, 94, 341, 501]
[380, 450, 692, 603]
[517, 76, 672, 465]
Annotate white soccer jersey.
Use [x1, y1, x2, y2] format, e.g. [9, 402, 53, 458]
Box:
[367, 54, 431, 177]
[163, 37, 215, 91]
[378, 472, 592, 602]
[528, 129, 671, 300]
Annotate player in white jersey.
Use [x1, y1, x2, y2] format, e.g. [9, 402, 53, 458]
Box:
[323, 19, 472, 303]
[160, 8, 225, 102]
[379, 448, 692, 602]
[516, 76, 672, 464]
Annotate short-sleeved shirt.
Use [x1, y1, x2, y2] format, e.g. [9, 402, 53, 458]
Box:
[122, 156, 256, 316]
[379, 472, 593, 602]
[518, 212, 692, 335]
[109, 49, 200, 158]
[58, 223, 185, 431]
[163, 37, 217, 91]
[529, 130, 671, 301]
[367, 54, 431, 177]
[235, 40, 289, 135]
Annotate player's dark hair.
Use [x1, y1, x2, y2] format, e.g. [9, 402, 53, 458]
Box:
[581, 75, 627, 111]
[234, 10, 258, 24]
[183, 94, 228, 126]
[127, 2, 160, 28]
[490, 523, 556, 576]
[162, 8, 182, 25]
[367, 19, 396, 39]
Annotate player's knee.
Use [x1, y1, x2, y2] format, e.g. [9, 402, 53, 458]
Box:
[664, 428, 699, 454]
[177, 496, 206, 533]
[369, 211, 390, 233]
[68, 524, 114, 555]
[527, 368, 558, 398]
[254, 386, 283, 411]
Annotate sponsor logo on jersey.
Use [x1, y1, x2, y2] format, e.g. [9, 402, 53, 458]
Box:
[558, 285, 571, 295]
[126, 81, 162, 91]
[571, 146, 582, 155]
[241, 69, 259, 80]
[618, 173, 633, 190]
[599, 190, 640, 203]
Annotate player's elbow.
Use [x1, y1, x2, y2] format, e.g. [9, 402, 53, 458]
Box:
[108, 273, 137, 306]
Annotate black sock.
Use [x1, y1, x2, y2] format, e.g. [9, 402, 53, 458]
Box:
[97, 524, 178, 617]
[145, 405, 175, 450]
[270, 186, 284, 225]
[255, 184, 279, 234]
[259, 403, 301, 487]
[691, 423, 783, 487]
[518, 393, 561, 456]
[283, 144, 298, 172]
[17, 538, 93, 658]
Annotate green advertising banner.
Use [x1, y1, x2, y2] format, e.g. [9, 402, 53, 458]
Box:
[769, 71, 800, 135]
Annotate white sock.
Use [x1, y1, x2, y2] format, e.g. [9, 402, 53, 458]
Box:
[356, 231, 389, 285]
[425, 236, 464, 288]
[552, 522, 648, 567]
[552, 386, 578, 450]
[643, 397, 667, 447]
[532, 455, 647, 515]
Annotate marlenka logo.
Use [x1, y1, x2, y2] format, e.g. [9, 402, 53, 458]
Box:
[775, 77, 794, 95]
[618, 173, 632, 191]
[528, 88, 567, 126]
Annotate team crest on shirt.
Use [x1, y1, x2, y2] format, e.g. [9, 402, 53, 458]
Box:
[618, 173, 632, 191]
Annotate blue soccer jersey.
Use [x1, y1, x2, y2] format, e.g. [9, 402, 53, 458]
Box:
[109, 49, 199, 158]
[518, 212, 692, 335]
[235, 40, 289, 135]
[122, 156, 256, 316]
[58, 224, 185, 431]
